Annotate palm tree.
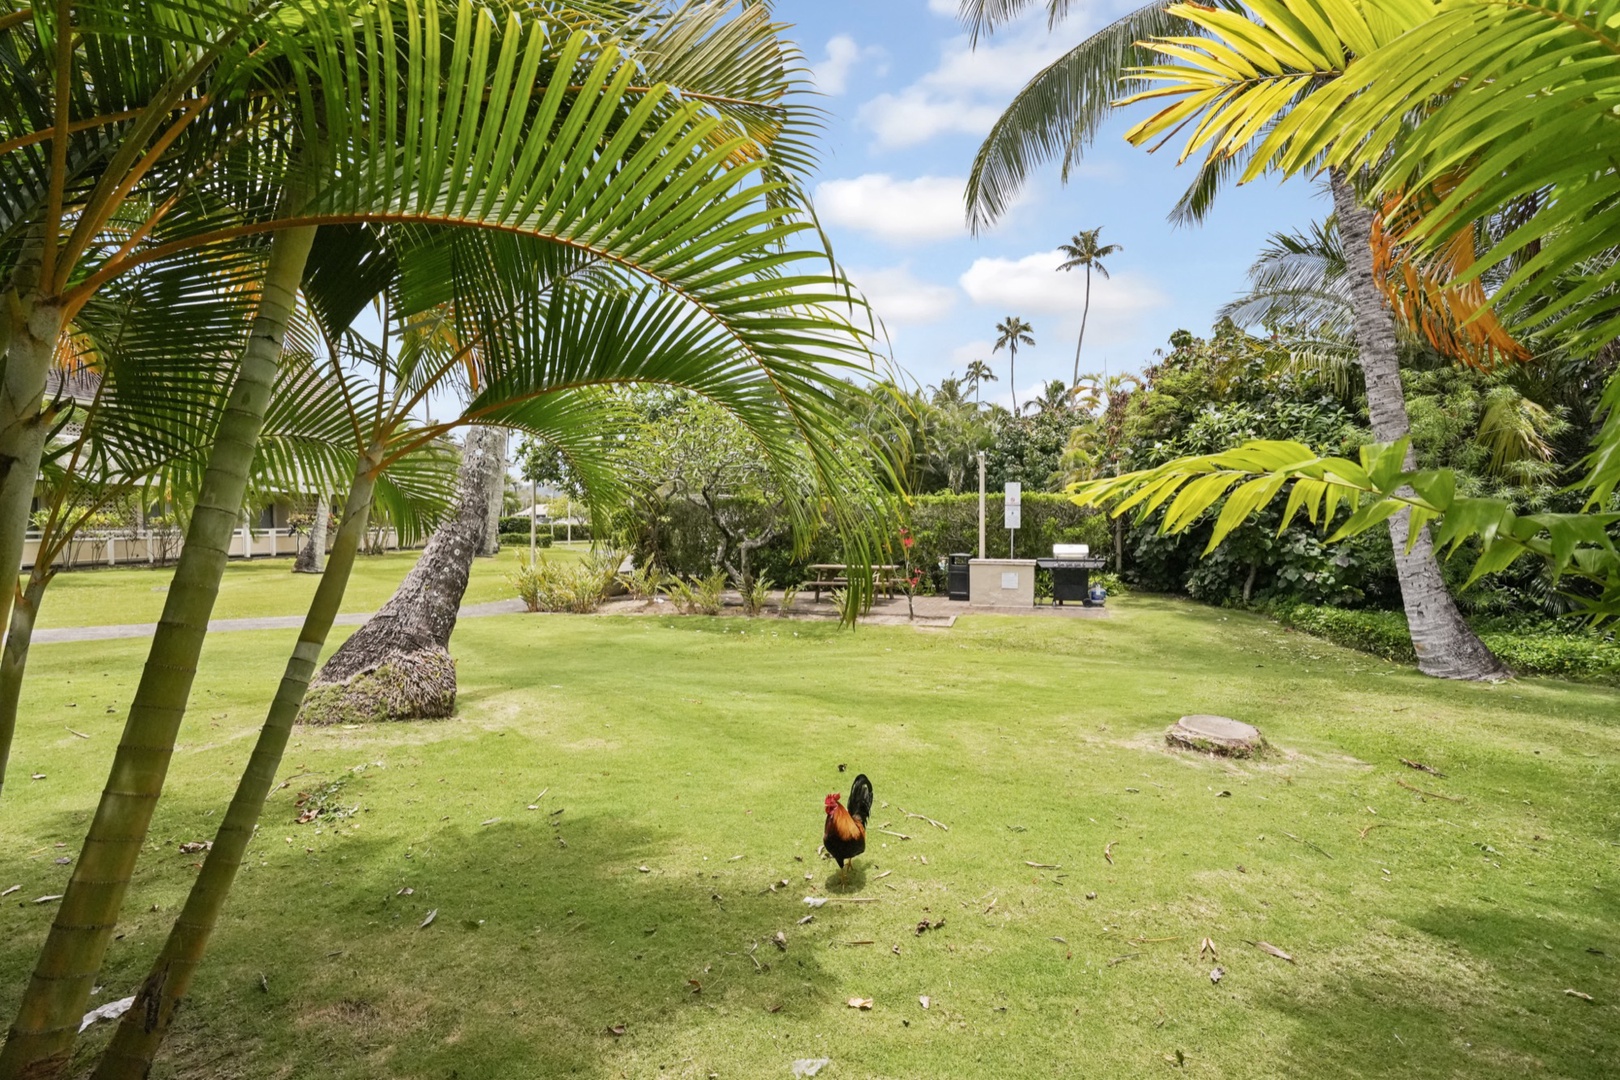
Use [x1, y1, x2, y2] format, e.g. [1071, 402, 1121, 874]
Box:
[1114, 0, 1508, 680]
[2, 3, 888, 1074]
[959, 0, 1504, 679]
[1069, 0, 1620, 618]
[1023, 379, 1073, 417]
[1057, 227, 1122, 386]
[964, 359, 997, 404]
[994, 316, 1035, 413]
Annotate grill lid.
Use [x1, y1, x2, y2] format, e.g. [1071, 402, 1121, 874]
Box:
[1051, 543, 1090, 558]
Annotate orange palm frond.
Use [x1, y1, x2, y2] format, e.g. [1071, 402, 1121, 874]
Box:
[1372, 185, 1531, 369]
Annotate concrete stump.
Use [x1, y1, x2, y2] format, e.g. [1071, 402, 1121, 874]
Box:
[1167, 714, 1263, 757]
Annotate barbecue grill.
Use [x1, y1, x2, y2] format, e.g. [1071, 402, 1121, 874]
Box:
[1036, 543, 1107, 606]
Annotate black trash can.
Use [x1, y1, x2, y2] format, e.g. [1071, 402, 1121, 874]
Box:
[946, 553, 972, 601]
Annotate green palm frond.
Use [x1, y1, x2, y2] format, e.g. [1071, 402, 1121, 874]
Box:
[965, 1, 1186, 231]
[1312, 0, 1620, 353]
[1071, 435, 1620, 617]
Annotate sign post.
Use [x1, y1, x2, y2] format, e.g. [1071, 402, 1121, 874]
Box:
[1004, 481, 1022, 558]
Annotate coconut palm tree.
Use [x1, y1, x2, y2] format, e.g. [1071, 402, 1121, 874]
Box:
[957, 0, 1505, 678]
[1113, 0, 1515, 680]
[1, 3, 887, 1074]
[1057, 227, 1122, 386]
[964, 359, 997, 404]
[994, 316, 1035, 413]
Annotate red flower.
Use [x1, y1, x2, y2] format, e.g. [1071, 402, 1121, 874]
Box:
[901, 534, 915, 549]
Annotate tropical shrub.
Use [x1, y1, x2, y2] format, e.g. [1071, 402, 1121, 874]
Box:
[510, 556, 616, 614]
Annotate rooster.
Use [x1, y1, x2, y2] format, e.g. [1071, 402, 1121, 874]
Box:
[823, 774, 872, 883]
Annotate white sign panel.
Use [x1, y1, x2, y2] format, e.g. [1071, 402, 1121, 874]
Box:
[1003, 482, 1022, 529]
[1001, 571, 1020, 590]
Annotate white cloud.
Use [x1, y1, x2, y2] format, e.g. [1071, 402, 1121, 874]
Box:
[812, 35, 885, 97]
[815, 174, 972, 244]
[851, 265, 960, 328]
[857, 17, 1078, 149]
[959, 250, 1168, 348]
[927, 0, 961, 15]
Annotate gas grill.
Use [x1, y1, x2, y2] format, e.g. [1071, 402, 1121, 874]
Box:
[1036, 543, 1108, 606]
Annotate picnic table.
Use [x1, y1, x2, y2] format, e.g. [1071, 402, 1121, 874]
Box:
[803, 564, 902, 602]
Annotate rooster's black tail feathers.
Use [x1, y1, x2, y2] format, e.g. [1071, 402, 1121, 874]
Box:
[848, 774, 873, 825]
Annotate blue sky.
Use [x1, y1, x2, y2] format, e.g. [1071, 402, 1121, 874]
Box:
[782, 0, 1325, 408]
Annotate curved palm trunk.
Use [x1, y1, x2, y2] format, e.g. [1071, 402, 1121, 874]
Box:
[91, 455, 380, 1080]
[1073, 268, 1091, 388]
[0, 224, 318, 1080]
[1330, 171, 1508, 681]
[298, 426, 502, 724]
[0, 569, 48, 800]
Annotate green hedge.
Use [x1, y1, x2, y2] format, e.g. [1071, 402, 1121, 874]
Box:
[498, 531, 553, 548]
[1272, 603, 1620, 685]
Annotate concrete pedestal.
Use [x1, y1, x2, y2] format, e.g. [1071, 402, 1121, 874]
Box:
[968, 559, 1037, 608]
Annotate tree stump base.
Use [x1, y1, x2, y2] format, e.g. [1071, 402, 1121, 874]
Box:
[1166, 714, 1264, 758]
[298, 647, 457, 724]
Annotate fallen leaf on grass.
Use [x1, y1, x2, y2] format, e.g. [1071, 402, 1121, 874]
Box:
[846, 997, 873, 1010]
[54, 857, 70, 865]
[891, 945, 901, 956]
[177, 841, 211, 855]
[687, 980, 702, 995]
[604, 1025, 626, 1037]
[773, 931, 788, 951]
[30, 773, 44, 781]
[396, 886, 413, 896]
[766, 1003, 784, 1014]
[636, 865, 651, 873]
[1107, 954, 1137, 966]
[797, 915, 814, 926]
[1564, 989, 1594, 1002]
[480, 817, 501, 826]
[1050, 936, 1068, 945]
[1210, 967, 1225, 984]
[791, 1059, 829, 1077]
[873, 870, 892, 879]
[1253, 941, 1294, 963]
[1199, 937, 1218, 959]
[419, 909, 438, 929]
[67, 728, 89, 739]
[34, 895, 63, 904]
[1024, 861, 1061, 869]
[1104, 841, 1116, 866]
[918, 995, 930, 1009]
[1215, 791, 1231, 798]
[1, 885, 19, 898]
[1400, 758, 1446, 778]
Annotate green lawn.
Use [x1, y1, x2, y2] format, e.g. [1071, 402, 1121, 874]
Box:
[35, 543, 589, 629]
[2, 596, 1617, 1078]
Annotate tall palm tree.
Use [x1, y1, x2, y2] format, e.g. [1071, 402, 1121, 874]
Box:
[964, 359, 997, 404]
[959, 0, 1504, 679]
[1113, 0, 1507, 680]
[1057, 227, 1122, 386]
[994, 316, 1035, 413]
[1, 3, 887, 1074]
[1069, 0, 1620, 619]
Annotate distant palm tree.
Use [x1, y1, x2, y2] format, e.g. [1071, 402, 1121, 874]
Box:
[993, 316, 1035, 412]
[1022, 379, 1073, 416]
[964, 359, 997, 404]
[1057, 227, 1122, 387]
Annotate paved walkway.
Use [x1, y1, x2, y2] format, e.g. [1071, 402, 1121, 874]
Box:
[36, 592, 1109, 645]
[33, 600, 527, 645]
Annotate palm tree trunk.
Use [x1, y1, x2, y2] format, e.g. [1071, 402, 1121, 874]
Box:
[1009, 347, 1018, 413]
[1073, 269, 1091, 388]
[90, 454, 380, 1080]
[298, 426, 503, 725]
[0, 224, 318, 1080]
[0, 567, 48, 800]
[1329, 170, 1508, 680]
[0, 265, 64, 639]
